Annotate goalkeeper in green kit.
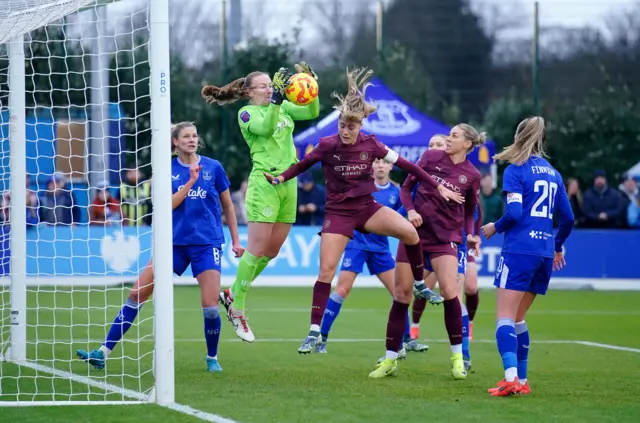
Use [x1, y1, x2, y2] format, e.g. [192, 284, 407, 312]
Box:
[202, 63, 320, 342]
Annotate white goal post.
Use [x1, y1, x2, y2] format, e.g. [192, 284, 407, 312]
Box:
[0, 0, 174, 406]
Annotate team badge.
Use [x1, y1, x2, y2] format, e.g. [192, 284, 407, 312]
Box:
[324, 219, 331, 228]
[389, 195, 397, 205]
[240, 110, 251, 123]
[459, 175, 467, 184]
[262, 206, 273, 217]
[202, 170, 212, 181]
[343, 258, 352, 268]
[360, 152, 368, 160]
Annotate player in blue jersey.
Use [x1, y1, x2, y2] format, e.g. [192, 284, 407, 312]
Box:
[315, 159, 437, 355]
[481, 117, 574, 396]
[76, 122, 244, 373]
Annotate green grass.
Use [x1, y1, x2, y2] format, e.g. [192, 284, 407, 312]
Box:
[2, 287, 640, 423]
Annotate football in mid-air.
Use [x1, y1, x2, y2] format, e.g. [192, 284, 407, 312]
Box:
[285, 73, 318, 106]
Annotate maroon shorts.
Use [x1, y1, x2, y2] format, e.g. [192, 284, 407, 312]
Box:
[321, 201, 384, 238]
[396, 240, 458, 265]
[467, 253, 476, 263]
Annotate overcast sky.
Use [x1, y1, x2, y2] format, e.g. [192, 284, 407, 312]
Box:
[514, 0, 636, 27]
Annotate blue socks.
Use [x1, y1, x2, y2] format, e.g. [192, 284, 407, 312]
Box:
[203, 306, 221, 358]
[320, 292, 344, 341]
[496, 317, 518, 381]
[403, 309, 411, 343]
[103, 298, 142, 352]
[516, 320, 529, 383]
[102, 299, 222, 360]
[462, 303, 470, 360]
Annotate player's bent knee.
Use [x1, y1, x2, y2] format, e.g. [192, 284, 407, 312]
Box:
[393, 280, 413, 303]
[203, 306, 220, 320]
[129, 285, 153, 303]
[439, 282, 459, 300]
[394, 288, 412, 303]
[319, 264, 338, 282]
[401, 228, 420, 246]
[335, 284, 351, 299]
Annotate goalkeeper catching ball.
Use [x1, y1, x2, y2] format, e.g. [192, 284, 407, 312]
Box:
[202, 63, 320, 342]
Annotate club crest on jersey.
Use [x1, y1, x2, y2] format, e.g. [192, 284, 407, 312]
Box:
[389, 195, 397, 205]
[360, 151, 369, 160]
[459, 175, 467, 184]
[262, 207, 273, 217]
[240, 110, 250, 123]
[202, 170, 212, 181]
[342, 258, 352, 268]
[324, 219, 331, 228]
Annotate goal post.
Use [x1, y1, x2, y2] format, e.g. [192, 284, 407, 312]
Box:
[0, 0, 174, 406]
[8, 33, 27, 366]
[149, 0, 174, 407]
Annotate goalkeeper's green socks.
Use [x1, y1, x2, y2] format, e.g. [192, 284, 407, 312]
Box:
[231, 252, 272, 310]
[253, 256, 271, 280]
[231, 251, 259, 310]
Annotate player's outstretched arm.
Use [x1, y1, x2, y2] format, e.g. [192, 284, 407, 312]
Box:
[265, 154, 320, 185]
[464, 178, 481, 236]
[394, 156, 464, 204]
[266, 142, 325, 185]
[400, 173, 418, 211]
[282, 98, 320, 121]
[493, 194, 522, 234]
[219, 189, 245, 258]
[492, 166, 523, 234]
[239, 104, 280, 138]
[553, 176, 575, 253]
[475, 203, 483, 236]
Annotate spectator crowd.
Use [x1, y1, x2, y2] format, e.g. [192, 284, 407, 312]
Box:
[2, 166, 638, 230]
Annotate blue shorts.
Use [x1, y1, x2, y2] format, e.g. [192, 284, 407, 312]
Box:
[494, 252, 553, 295]
[457, 248, 467, 275]
[340, 247, 395, 276]
[173, 245, 222, 277]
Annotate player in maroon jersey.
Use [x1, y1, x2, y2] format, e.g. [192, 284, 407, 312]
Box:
[370, 123, 485, 379]
[264, 68, 464, 354]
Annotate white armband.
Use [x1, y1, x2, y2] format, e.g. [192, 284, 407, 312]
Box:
[383, 148, 399, 164]
[506, 193, 522, 204]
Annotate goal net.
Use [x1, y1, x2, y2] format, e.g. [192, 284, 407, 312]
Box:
[0, 0, 174, 406]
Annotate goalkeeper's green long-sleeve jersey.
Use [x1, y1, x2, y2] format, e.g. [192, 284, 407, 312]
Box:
[238, 99, 320, 176]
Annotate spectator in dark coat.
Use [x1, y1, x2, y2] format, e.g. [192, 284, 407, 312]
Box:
[295, 172, 325, 226]
[582, 170, 626, 228]
[566, 178, 584, 226]
[38, 174, 79, 225]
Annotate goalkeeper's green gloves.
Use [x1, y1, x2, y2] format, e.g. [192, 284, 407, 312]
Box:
[270, 67, 291, 105]
[294, 62, 318, 81]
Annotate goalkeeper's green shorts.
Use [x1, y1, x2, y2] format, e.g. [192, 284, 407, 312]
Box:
[245, 173, 297, 224]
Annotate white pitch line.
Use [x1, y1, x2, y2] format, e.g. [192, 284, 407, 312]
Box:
[166, 403, 241, 423]
[575, 341, 640, 354]
[170, 308, 640, 316]
[25, 338, 640, 352]
[13, 359, 149, 401]
[4, 360, 242, 423]
[4, 338, 639, 422]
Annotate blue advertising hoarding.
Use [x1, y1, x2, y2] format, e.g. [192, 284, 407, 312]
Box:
[0, 226, 638, 286]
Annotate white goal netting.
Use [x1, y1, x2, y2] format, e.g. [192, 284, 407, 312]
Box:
[0, 0, 163, 404]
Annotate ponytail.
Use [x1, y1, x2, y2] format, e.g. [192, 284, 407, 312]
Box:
[202, 71, 268, 106]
